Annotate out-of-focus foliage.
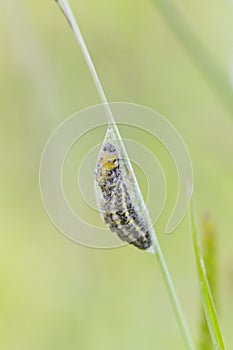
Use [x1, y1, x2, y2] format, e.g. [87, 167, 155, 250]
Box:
[0, 0, 233, 349]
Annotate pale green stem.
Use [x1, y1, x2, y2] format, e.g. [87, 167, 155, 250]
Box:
[54, 0, 141, 205]
[153, 236, 195, 350]
[55, 1, 195, 348]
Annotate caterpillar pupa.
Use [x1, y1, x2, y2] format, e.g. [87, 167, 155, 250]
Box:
[94, 127, 154, 251]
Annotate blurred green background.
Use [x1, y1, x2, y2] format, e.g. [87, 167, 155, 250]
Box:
[1, 0, 233, 349]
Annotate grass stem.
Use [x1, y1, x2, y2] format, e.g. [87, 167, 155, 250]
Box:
[153, 236, 195, 350]
[55, 1, 195, 348]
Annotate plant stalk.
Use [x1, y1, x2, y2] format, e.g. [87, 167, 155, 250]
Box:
[55, 1, 195, 348]
[153, 236, 195, 350]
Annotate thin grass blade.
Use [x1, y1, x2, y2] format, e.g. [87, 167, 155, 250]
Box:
[190, 197, 226, 349]
[55, 1, 196, 347]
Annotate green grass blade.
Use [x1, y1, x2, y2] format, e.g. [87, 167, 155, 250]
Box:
[199, 214, 217, 350]
[190, 197, 226, 349]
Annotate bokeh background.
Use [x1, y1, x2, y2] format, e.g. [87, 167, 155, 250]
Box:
[1, 0, 233, 349]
